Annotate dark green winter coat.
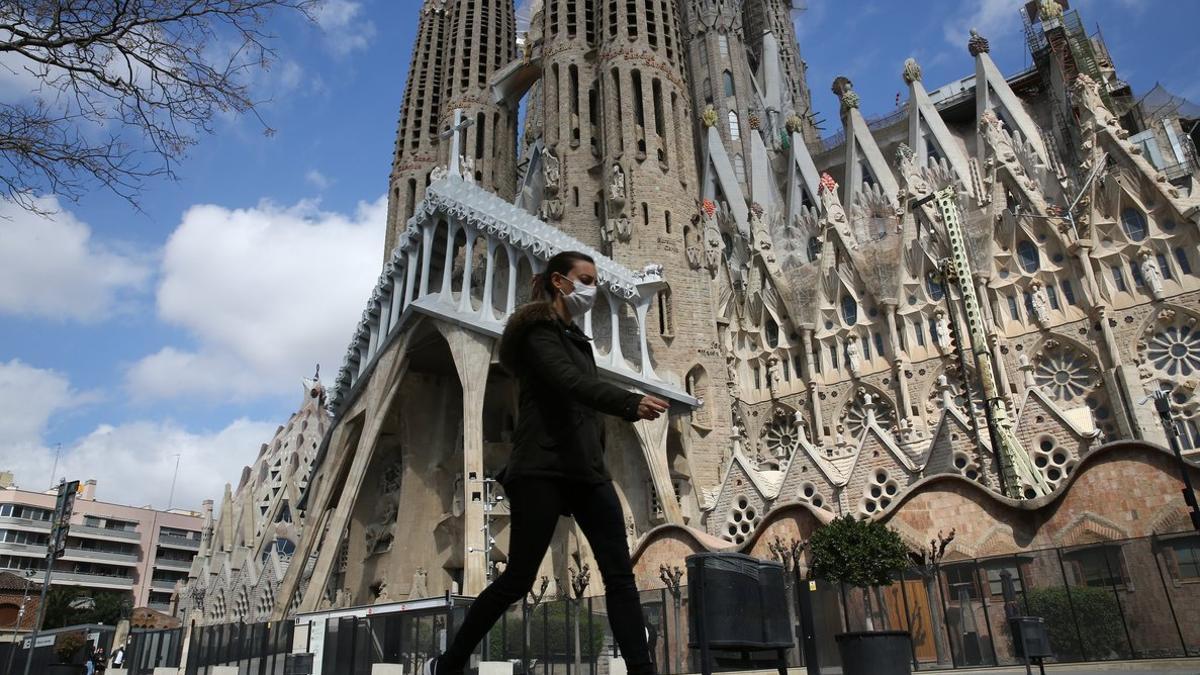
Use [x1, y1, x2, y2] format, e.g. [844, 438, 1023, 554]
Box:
[498, 301, 642, 485]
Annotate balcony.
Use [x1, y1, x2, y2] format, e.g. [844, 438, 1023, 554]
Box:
[70, 524, 140, 542]
[0, 540, 47, 558]
[50, 570, 135, 590]
[146, 601, 172, 613]
[153, 557, 193, 572]
[157, 533, 200, 550]
[150, 577, 181, 592]
[60, 547, 140, 566]
[0, 515, 52, 532]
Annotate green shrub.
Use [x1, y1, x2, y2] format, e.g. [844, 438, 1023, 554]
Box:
[807, 515, 910, 588]
[54, 631, 87, 664]
[1025, 586, 1125, 660]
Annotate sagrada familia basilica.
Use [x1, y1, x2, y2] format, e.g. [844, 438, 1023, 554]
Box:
[179, 0, 1200, 621]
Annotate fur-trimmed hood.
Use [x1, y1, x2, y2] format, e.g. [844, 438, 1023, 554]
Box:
[499, 301, 560, 371]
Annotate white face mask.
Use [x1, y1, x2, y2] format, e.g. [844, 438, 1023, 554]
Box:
[560, 275, 598, 319]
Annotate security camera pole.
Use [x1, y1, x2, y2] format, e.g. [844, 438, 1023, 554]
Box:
[23, 479, 80, 675]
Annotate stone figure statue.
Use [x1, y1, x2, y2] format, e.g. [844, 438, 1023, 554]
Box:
[543, 147, 561, 194]
[1029, 280, 1051, 325]
[461, 157, 476, 184]
[896, 143, 930, 197]
[767, 356, 784, 398]
[1139, 250, 1165, 300]
[846, 335, 863, 377]
[934, 309, 952, 351]
[409, 568, 429, 599]
[979, 110, 1016, 163]
[609, 164, 626, 204]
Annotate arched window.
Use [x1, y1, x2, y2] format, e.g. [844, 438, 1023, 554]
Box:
[1121, 208, 1148, 241]
[1017, 240, 1040, 273]
[926, 272, 945, 301]
[723, 70, 735, 97]
[728, 111, 740, 141]
[765, 318, 779, 347]
[733, 154, 745, 183]
[841, 296, 858, 324]
[807, 236, 821, 262]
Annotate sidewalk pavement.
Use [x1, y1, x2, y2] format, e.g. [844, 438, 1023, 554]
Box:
[737, 661, 1200, 675]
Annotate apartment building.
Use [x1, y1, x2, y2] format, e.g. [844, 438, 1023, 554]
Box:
[0, 478, 206, 612]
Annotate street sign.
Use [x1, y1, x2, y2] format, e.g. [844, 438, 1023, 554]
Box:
[49, 480, 80, 559]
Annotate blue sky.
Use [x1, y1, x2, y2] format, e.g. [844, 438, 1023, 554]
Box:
[1, 0, 1197, 511]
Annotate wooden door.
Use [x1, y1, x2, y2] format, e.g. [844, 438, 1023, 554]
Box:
[883, 580, 938, 663]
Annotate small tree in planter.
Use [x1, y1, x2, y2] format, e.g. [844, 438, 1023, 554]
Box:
[52, 631, 87, 673]
[809, 515, 910, 630]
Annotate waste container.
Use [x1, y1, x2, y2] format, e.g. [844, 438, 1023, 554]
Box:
[1009, 617, 1053, 659]
[686, 552, 764, 647]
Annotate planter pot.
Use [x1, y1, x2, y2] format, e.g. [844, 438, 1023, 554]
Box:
[835, 630, 912, 675]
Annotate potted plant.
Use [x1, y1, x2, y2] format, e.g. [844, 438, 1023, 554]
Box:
[49, 631, 87, 673]
[807, 515, 913, 675]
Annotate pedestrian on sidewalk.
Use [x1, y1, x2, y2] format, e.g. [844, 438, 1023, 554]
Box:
[425, 251, 668, 675]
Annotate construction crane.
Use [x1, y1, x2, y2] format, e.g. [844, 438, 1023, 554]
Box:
[934, 187, 1051, 499]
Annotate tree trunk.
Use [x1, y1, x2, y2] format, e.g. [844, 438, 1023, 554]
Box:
[863, 588, 875, 631]
[873, 586, 890, 630]
[925, 574, 952, 666]
[573, 599, 582, 674]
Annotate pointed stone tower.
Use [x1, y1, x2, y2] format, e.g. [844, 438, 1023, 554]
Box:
[384, 0, 450, 257]
[538, 0, 604, 247]
[441, 0, 519, 195]
[741, 0, 819, 145]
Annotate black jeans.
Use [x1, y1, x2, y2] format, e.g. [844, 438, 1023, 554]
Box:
[441, 478, 654, 675]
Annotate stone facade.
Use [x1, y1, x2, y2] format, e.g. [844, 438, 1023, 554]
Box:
[177, 377, 328, 624]
[272, 0, 1200, 617]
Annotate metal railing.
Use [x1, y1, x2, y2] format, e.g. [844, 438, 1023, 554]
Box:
[60, 547, 140, 565]
[158, 533, 201, 549]
[70, 523, 140, 541]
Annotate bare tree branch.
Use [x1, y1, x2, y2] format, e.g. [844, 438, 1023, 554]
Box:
[0, 0, 315, 212]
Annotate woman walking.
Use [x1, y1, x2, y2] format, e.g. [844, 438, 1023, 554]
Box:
[427, 251, 669, 675]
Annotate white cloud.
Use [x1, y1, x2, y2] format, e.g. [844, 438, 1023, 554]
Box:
[305, 169, 331, 190]
[0, 359, 265, 509]
[312, 0, 377, 55]
[126, 195, 385, 401]
[0, 360, 83, 446]
[0, 196, 150, 322]
[942, 0, 1024, 48]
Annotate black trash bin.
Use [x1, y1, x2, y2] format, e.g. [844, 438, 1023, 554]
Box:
[835, 631, 912, 675]
[686, 552, 793, 675]
[687, 552, 764, 648]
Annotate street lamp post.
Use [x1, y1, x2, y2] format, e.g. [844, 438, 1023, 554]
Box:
[4, 570, 37, 675]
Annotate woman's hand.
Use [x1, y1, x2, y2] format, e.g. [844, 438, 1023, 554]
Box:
[636, 395, 670, 420]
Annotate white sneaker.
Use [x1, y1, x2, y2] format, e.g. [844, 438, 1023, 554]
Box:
[423, 656, 439, 675]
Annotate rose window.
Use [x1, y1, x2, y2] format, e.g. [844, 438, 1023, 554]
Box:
[859, 468, 900, 516]
[1034, 343, 1099, 402]
[761, 414, 805, 467]
[844, 391, 896, 439]
[1145, 321, 1200, 378]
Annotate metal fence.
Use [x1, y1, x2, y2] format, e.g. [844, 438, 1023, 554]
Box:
[184, 619, 294, 675]
[126, 626, 186, 674]
[176, 530, 1200, 673]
